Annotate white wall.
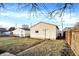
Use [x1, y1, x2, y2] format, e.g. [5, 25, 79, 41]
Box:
[12, 28, 30, 37]
[30, 22, 57, 40]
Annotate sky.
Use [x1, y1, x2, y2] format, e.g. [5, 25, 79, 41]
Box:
[0, 3, 79, 30]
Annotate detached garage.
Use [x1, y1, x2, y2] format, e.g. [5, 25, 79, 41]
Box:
[30, 22, 60, 40]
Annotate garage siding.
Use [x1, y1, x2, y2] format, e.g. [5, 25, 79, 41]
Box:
[30, 22, 57, 40]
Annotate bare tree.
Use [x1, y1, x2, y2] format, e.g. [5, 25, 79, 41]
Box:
[0, 3, 6, 15]
[0, 3, 73, 33]
[17, 3, 49, 18]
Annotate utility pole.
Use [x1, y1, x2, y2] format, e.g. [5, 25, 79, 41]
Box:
[61, 16, 64, 37]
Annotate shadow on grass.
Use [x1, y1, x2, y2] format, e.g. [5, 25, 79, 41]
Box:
[60, 42, 75, 56]
[0, 50, 6, 54]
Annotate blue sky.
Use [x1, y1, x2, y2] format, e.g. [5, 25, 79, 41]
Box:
[0, 3, 79, 30]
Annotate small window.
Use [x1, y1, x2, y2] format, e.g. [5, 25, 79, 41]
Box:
[35, 31, 39, 33]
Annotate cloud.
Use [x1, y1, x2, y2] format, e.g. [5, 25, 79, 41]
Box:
[0, 21, 15, 29]
[0, 12, 29, 18]
[12, 13, 29, 18]
[62, 13, 78, 23]
[61, 13, 79, 26]
[0, 11, 79, 30]
[51, 13, 79, 30]
[0, 11, 47, 18]
[0, 13, 10, 16]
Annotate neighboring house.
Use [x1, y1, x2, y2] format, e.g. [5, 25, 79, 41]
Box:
[22, 24, 29, 29]
[30, 22, 60, 40]
[2, 32, 13, 36]
[8, 27, 16, 36]
[8, 27, 15, 31]
[63, 27, 72, 32]
[0, 28, 8, 36]
[12, 28, 30, 37]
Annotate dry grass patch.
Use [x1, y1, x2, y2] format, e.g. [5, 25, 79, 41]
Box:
[18, 40, 65, 56]
[0, 37, 43, 55]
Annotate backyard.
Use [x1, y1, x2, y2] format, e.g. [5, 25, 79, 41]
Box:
[17, 40, 65, 56]
[0, 37, 65, 56]
[0, 37, 43, 55]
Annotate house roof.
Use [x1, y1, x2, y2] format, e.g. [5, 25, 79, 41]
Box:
[13, 28, 30, 31]
[31, 22, 59, 29]
[21, 28, 30, 31]
[0, 28, 7, 32]
[8, 27, 15, 31]
[63, 27, 72, 31]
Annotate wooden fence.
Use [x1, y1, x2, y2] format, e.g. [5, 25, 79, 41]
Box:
[65, 29, 79, 56]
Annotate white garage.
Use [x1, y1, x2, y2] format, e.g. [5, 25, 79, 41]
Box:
[30, 22, 59, 40]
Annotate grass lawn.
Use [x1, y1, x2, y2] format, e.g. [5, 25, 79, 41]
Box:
[17, 40, 65, 56]
[0, 37, 43, 55]
[0, 37, 65, 56]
